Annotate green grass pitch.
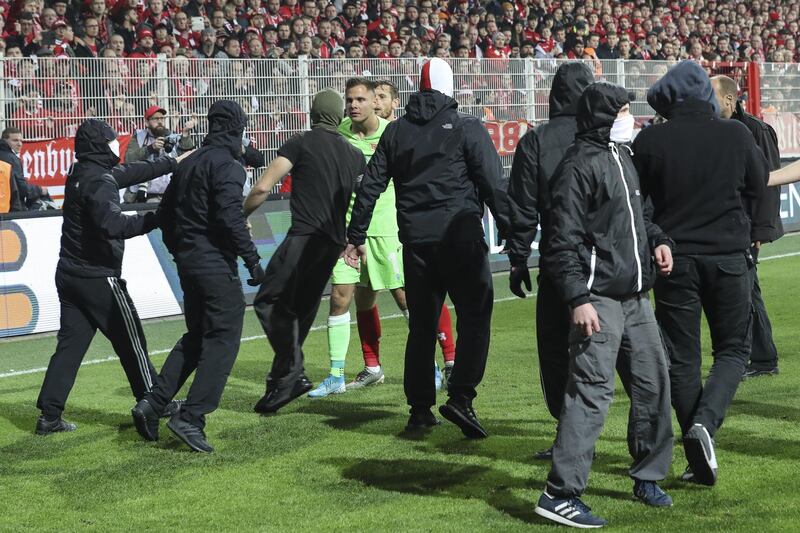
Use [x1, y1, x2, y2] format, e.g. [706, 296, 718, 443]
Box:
[2, 237, 800, 532]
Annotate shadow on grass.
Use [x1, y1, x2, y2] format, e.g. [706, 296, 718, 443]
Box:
[728, 399, 800, 423]
[333, 457, 544, 525]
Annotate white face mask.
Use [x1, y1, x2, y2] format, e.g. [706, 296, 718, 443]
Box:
[609, 114, 635, 144]
[108, 139, 120, 157]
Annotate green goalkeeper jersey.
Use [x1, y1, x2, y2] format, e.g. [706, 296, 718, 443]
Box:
[338, 116, 398, 237]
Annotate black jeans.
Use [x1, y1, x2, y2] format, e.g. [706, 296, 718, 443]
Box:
[654, 252, 753, 436]
[146, 271, 245, 429]
[748, 246, 779, 370]
[37, 270, 157, 418]
[403, 240, 493, 408]
[253, 234, 342, 388]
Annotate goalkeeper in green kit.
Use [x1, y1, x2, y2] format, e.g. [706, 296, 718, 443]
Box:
[309, 78, 456, 398]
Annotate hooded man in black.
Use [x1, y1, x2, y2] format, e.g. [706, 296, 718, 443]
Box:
[345, 58, 511, 438]
[633, 61, 769, 486]
[240, 89, 365, 414]
[132, 100, 260, 453]
[712, 75, 782, 378]
[36, 118, 182, 436]
[534, 83, 674, 529]
[506, 61, 597, 459]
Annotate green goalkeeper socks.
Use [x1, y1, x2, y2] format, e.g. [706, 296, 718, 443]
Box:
[327, 312, 350, 378]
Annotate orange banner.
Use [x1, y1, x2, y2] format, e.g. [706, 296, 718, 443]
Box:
[19, 135, 133, 189]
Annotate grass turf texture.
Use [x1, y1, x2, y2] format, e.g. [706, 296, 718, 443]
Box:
[2, 237, 800, 531]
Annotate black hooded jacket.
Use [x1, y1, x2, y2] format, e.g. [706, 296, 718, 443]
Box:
[0, 138, 44, 210]
[633, 62, 769, 255]
[507, 62, 594, 267]
[347, 90, 510, 246]
[58, 119, 178, 278]
[159, 100, 259, 274]
[732, 100, 783, 243]
[544, 82, 672, 308]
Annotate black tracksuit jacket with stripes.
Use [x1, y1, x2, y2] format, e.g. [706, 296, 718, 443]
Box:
[58, 119, 177, 278]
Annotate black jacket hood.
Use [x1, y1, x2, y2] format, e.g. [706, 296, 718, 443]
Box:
[549, 62, 595, 118]
[74, 119, 119, 168]
[203, 100, 248, 156]
[405, 90, 458, 124]
[576, 82, 630, 143]
[647, 60, 720, 119]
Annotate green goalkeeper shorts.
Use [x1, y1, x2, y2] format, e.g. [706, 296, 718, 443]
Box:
[330, 236, 404, 290]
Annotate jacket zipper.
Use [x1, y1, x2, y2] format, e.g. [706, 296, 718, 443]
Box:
[587, 246, 597, 289]
[609, 143, 643, 292]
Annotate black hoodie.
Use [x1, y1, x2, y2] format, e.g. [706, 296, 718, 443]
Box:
[506, 62, 594, 267]
[633, 63, 768, 255]
[58, 119, 178, 278]
[159, 100, 259, 274]
[732, 100, 783, 244]
[347, 89, 510, 246]
[544, 82, 672, 308]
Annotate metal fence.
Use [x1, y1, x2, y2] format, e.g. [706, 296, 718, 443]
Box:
[0, 57, 778, 188]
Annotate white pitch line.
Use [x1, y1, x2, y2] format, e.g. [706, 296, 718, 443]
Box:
[760, 251, 800, 261]
[0, 296, 522, 380]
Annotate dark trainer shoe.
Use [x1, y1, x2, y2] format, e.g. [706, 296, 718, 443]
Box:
[167, 416, 213, 453]
[743, 366, 779, 379]
[683, 423, 717, 486]
[534, 445, 554, 460]
[162, 399, 185, 419]
[131, 399, 160, 441]
[405, 407, 441, 432]
[253, 374, 313, 414]
[633, 480, 673, 507]
[535, 492, 607, 528]
[35, 415, 77, 436]
[439, 400, 488, 439]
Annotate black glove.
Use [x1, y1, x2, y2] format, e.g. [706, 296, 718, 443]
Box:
[509, 264, 532, 299]
[135, 189, 147, 203]
[247, 262, 265, 287]
[141, 211, 160, 233]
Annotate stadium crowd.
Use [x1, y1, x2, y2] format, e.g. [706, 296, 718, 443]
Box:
[1, 0, 799, 146]
[1, 0, 799, 63]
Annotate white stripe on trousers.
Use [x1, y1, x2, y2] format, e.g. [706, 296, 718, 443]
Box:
[107, 277, 153, 390]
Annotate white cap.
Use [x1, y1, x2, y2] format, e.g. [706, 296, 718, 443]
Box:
[420, 57, 454, 97]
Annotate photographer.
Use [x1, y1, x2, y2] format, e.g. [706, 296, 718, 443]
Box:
[123, 106, 196, 204]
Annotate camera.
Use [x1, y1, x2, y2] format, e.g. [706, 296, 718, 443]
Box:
[162, 132, 183, 154]
[153, 126, 182, 153]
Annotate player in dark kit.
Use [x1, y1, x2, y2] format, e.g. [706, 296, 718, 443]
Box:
[243, 89, 366, 414]
[36, 118, 186, 436]
[131, 100, 261, 453]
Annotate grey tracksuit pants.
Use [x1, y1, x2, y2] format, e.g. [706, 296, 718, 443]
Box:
[546, 293, 673, 497]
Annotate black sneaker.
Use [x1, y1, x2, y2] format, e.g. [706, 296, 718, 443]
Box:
[534, 445, 553, 460]
[166, 415, 213, 453]
[131, 399, 160, 441]
[534, 491, 607, 528]
[439, 400, 488, 439]
[35, 415, 77, 436]
[253, 374, 313, 414]
[743, 366, 779, 379]
[680, 466, 697, 483]
[162, 399, 185, 419]
[405, 406, 441, 432]
[633, 480, 673, 507]
[683, 423, 717, 486]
